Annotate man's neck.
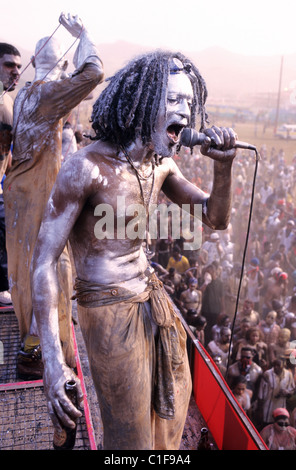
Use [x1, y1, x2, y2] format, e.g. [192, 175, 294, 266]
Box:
[122, 138, 156, 167]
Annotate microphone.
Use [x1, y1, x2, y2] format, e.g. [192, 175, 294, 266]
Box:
[180, 128, 256, 151]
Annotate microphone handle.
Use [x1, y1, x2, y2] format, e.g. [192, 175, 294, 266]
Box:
[180, 128, 256, 151]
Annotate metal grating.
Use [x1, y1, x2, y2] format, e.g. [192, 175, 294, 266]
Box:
[0, 384, 90, 450]
[0, 311, 96, 450]
[0, 311, 21, 383]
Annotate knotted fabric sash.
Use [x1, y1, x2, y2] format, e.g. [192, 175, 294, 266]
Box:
[72, 274, 185, 419]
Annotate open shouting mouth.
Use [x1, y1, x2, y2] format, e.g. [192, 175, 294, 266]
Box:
[166, 123, 185, 144]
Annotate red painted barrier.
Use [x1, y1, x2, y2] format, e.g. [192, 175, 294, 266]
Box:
[180, 316, 268, 450]
[72, 323, 97, 450]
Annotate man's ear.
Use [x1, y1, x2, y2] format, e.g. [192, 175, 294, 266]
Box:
[31, 55, 36, 68]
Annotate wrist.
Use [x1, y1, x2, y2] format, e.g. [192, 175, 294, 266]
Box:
[213, 159, 233, 173]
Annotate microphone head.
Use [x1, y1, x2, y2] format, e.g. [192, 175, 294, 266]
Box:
[180, 128, 196, 147]
[180, 128, 206, 147]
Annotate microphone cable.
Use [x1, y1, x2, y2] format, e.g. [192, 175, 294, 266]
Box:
[225, 147, 260, 376]
[0, 20, 84, 99]
[0, 24, 62, 99]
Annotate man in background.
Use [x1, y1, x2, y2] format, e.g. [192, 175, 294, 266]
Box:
[4, 13, 104, 379]
[0, 43, 21, 305]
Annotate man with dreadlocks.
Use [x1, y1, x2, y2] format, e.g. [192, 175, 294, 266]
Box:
[31, 51, 237, 450]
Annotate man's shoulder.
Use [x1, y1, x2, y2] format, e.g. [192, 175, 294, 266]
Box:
[251, 362, 262, 373]
[160, 156, 183, 174]
[60, 140, 121, 184]
[0, 92, 13, 124]
[64, 140, 112, 165]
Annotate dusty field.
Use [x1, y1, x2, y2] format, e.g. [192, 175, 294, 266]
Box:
[211, 119, 296, 163]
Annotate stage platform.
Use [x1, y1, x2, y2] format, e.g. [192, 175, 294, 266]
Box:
[0, 305, 210, 450]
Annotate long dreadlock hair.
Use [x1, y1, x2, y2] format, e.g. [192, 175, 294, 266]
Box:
[91, 50, 208, 147]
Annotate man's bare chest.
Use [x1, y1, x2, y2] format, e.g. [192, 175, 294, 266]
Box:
[88, 162, 168, 215]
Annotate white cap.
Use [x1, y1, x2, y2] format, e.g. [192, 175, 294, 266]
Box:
[210, 233, 219, 240]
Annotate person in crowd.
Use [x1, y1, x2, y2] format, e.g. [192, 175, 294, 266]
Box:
[220, 232, 235, 264]
[277, 220, 295, 256]
[268, 328, 295, 365]
[234, 299, 260, 332]
[188, 314, 207, 345]
[231, 376, 252, 415]
[227, 346, 263, 397]
[156, 237, 172, 268]
[212, 353, 227, 378]
[272, 299, 289, 329]
[0, 43, 21, 305]
[257, 359, 295, 427]
[260, 408, 296, 450]
[262, 272, 289, 318]
[62, 121, 78, 162]
[247, 234, 260, 265]
[245, 257, 264, 313]
[289, 241, 296, 274]
[186, 314, 207, 373]
[260, 181, 273, 206]
[207, 326, 232, 367]
[234, 326, 268, 370]
[224, 263, 248, 322]
[260, 241, 273, 276]
[198, 263, 213, 293]
[232, 317, 252, 345]
[201, 232, 224, 267]
[286, 294, 296, 340]
[179, 277, 202, 316]
[211, 313, 231, 342]
[201, 261, 225, 344]
[3, 13, 104, 379]
[258, 310, 281, 348]
[166, 245, 190, 274]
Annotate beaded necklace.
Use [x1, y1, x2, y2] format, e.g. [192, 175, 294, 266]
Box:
[120, 145, 156, 261]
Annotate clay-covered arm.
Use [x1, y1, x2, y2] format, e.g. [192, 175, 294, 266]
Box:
[200, 126, 236, 230]
[39, 13, 104, 120]
[31, 158, 90, 431]
[162, 126, 236, 230]
[59, 12, 103, 71]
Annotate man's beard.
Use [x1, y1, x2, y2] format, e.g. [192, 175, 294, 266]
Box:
[5, 78, 17, 91]
[152, 137, 176, 159]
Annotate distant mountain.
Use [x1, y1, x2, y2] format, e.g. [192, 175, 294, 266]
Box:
[3, 38, 296, 103]
[190, 46, 296, 101]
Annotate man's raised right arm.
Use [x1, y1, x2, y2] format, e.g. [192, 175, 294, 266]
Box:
[40, 13, 104, 119]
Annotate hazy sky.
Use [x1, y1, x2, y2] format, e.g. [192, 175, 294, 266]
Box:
[1, 0, 296, 57]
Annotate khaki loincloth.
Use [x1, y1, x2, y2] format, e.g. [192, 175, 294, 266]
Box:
[73, 274, 192, 450]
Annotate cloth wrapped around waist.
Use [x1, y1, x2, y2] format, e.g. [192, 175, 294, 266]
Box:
[72, 274, 186, 419]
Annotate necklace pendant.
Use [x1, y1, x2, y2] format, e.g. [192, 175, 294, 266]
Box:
[145, 247, 155, 260]
[144, 265, 155, 278]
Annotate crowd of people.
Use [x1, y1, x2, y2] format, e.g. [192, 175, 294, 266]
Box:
[148, 142, 296, 446]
